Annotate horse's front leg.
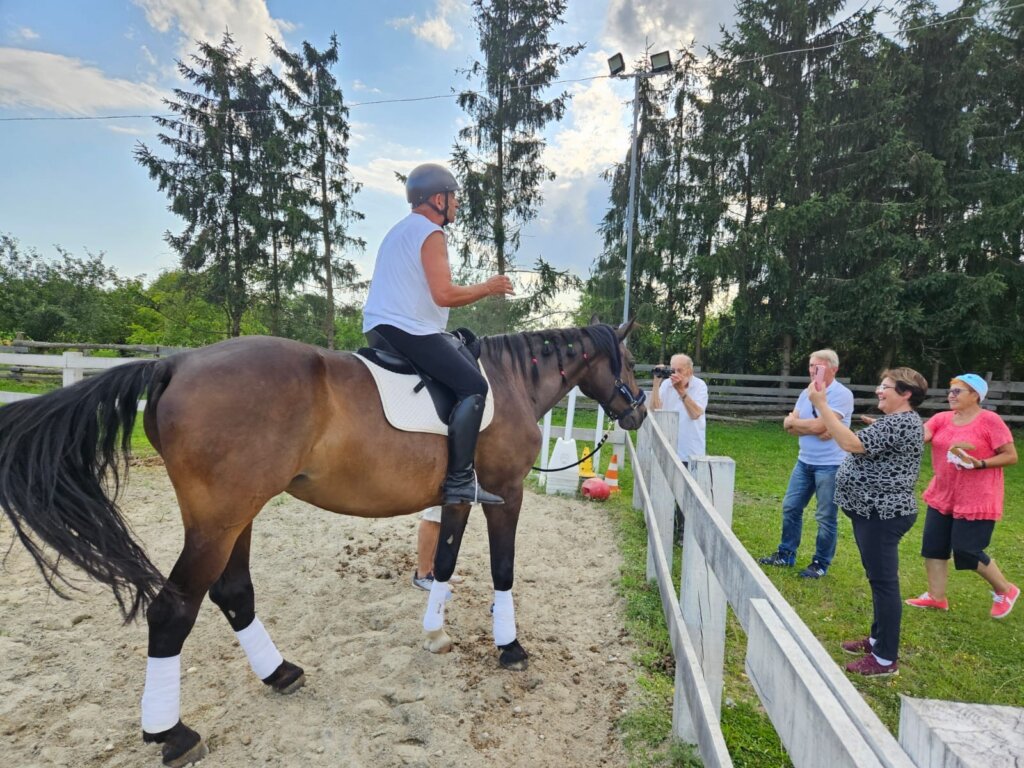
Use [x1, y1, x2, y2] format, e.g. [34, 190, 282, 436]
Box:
[483, 488, 529, 670]
[422, 502, 471, 654]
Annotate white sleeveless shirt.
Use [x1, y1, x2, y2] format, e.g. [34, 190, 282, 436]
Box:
[362, 213, 448, 336]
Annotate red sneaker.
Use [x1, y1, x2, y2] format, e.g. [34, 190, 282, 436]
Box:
[905, 592, 949, 611]
[841, 637, 872, 655]
[845, 654, 898, 677]
[991, 583, 1020, 620]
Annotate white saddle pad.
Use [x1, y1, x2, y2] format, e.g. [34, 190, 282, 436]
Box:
[354, 354, 495, 436]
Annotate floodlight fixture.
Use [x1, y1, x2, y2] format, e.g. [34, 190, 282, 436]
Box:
[607, 53, 626, 76]
[650, 50, 672, 73]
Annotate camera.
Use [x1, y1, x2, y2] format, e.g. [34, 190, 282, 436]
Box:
[652, 365, 673, 378]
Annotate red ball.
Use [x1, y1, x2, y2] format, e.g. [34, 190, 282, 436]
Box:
[581, 477, 611, 501]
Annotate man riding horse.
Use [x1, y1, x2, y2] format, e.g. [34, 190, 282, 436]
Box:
[362, 163, 515, 505]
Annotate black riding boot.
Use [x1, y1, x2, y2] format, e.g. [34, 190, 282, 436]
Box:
[443, 394, 504, 505]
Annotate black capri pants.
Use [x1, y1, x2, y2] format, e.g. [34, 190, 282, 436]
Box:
[367, 324, 488, 401]
[920, 506, 995, 571]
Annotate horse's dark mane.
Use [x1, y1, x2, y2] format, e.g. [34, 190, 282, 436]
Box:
[480, 324, 622, 383]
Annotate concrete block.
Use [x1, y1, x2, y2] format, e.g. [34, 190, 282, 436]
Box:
[899, 696, 1024, 767]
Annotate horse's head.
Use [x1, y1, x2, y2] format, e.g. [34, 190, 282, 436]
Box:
[577, 318, 647, 431]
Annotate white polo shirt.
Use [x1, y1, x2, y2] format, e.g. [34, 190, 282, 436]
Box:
[657, 376, 709, 464]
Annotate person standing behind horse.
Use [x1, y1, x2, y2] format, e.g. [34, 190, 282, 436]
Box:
[651, 353, 708, 543]
[759, 349, 854, 579]
[651, 353, 708, 469]
[363, 163, 514, 504]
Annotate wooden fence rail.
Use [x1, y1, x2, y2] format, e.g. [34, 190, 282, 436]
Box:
[4, 350, 1023, 423]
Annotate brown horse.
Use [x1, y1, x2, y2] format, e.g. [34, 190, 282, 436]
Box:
[0, 320, 645, 766]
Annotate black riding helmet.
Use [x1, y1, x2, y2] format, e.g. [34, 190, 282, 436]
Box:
[406, 163, 459, 226]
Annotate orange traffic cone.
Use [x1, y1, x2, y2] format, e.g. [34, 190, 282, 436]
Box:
[603, 453, 620, 492]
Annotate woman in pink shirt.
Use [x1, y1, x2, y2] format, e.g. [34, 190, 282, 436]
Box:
[907, 373, 1019, 619]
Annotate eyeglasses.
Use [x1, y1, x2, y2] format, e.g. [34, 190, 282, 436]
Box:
[875, 384, 897, 392]
[948, 388, 966, 396]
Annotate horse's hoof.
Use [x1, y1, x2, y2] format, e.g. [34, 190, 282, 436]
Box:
[423, 628, 453, 654]
[143, 721, 208, 767]
[498, 639, 529, 670]
[262, 660, 306, 694]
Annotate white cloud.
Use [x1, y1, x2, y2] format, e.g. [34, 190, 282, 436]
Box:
[543, 63, 627, 179]
[387, 0, 467, 51]
[532, 52, 630, 234]
[132, 0, 295, 65]
[15, 27, 39, 41]
[351, 80, 381, 94]
[604, 0, 731, 55]
[140, 44, 158, 67]
[107, 124, 149, 135]
[0, 48, 166, 115]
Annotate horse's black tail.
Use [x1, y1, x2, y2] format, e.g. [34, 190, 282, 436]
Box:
[0, 360, 169, 622]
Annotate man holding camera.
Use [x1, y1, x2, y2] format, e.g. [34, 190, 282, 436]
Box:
[651, 353, 708, 468]
[759, 349, 854, 579]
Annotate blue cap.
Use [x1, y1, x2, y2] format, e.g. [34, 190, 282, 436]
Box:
[953, 373, 988, 401]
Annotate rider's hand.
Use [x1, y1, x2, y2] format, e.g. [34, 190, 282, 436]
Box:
[485, 275, 515, 296]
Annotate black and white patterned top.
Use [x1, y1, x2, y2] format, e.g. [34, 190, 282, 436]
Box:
[834, 411, 924, 520]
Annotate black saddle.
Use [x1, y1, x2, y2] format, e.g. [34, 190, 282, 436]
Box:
[358, 328, 482, 424]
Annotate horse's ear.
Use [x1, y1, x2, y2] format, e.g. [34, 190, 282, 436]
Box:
[589, 313, 601, 326]
[616, 317, 637, 340]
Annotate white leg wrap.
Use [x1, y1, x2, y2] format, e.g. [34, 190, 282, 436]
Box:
[235, 617, 284, 680]
[492, 589, 516, 646]
[141, 655, 181, 734]
[423, 579, 452, 632]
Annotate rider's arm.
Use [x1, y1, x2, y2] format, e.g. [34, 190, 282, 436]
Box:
[422, 232, 512, 307]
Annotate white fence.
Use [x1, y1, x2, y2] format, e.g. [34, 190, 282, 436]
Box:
[0, 351, 146, 405]
[630, 410, 920, 768]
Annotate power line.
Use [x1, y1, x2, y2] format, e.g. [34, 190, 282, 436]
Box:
[2, 2, 1019, 125]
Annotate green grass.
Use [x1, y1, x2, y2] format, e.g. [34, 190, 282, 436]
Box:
[0, 380, 60, 394]
[542, 417, 1024, 767]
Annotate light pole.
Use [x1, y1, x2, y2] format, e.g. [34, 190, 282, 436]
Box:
[608, 50, 672, 326]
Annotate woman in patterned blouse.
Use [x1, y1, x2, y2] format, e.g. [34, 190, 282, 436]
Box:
[808, 367, 929, 677]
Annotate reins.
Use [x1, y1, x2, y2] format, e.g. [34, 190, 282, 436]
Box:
[532, 432, 610, 472]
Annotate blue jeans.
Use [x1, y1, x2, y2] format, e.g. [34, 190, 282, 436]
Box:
[778, 461, 840, 567]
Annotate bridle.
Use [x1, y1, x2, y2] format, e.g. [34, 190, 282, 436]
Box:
[597, 357, 646, 423]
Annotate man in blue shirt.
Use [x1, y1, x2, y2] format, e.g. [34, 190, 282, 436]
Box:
[759, 349, 854, 578]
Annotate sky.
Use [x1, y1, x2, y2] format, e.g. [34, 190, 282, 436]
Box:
[0, 0, 957, 302]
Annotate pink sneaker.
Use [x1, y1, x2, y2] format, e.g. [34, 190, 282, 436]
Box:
[905, 592, 949, 611]
[991, 583, 1020, 620]
[845, 654, 898, 677]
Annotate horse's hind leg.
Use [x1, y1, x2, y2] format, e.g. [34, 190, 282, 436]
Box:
[208, 523, 305, 693]
[140, 526, 241, 767]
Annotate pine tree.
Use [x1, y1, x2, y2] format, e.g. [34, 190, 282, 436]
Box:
[135, 33, 271, 337]
[270, 34, 363, 349]
[451, 0, 583, 331]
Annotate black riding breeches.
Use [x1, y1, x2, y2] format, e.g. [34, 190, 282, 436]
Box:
[367, 324, 488, 402]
